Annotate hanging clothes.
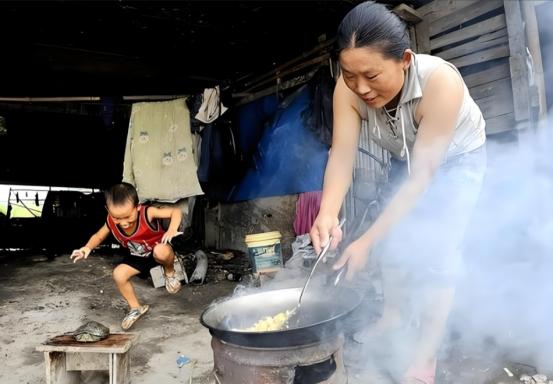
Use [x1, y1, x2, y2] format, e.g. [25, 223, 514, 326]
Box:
[195, 86, 228, 124]
[293, 190, 323, 236]
[122, 98, 204, 202]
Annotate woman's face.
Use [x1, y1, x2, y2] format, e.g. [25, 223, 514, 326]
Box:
[339, 46, 411, 109]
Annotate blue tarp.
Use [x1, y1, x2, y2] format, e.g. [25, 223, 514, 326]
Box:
[230, 85, 329, 201]
[234, 94, 279, 160]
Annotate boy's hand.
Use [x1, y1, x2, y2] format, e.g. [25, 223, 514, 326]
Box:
[70, 247, 91, 263]
[162, 230, 183, 245]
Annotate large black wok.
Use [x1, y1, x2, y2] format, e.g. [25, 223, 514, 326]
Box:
[200, 286, 363, 348]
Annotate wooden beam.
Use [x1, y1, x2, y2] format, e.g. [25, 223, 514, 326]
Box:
[431, 14, 506, 51]
[416, 0, 480, 24]
[449, 44, 510, 69]
[463, 61, 511, 88]
[239, 54, 329, 95]
[476, 90, 514, 119]
[36, 334, 137, 354]
[393, 4, 423, 24]
[430, 0, 504, 37]
[438, 29, 508, 61]
[66, 352, 109, 371]
[234, 68, 319, 106]
[469, 78, 512, 101]
[240, 39, 335, 89]
[485, 113, 517, 134]
[504, 0, 530, 121]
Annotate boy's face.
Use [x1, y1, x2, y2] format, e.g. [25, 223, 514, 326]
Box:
[107, 200, 138, 230]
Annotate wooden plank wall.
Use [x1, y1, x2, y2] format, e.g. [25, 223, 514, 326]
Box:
[415, 0, 527, 135]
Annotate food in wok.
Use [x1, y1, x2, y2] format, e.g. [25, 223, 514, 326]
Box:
[246, 309, 295, 332]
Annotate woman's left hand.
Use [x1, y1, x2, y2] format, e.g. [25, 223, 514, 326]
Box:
[332, 238, 372, 281]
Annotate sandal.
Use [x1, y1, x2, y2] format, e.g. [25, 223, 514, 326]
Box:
[165, 272, 182, 294]
[121, 304, 149, 330]
[403, 358, 437, 384]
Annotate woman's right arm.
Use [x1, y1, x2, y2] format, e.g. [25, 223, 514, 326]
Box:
[310, 76, 362, 254]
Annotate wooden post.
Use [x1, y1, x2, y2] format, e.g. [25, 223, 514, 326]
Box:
[521, 0, 547, 118]
[504, 0, 531, 122]
[415, 19, 431, 54]
[408, 25, 418, 52]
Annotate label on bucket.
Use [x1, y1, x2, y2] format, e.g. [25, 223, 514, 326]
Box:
[248, 243, 282, 273]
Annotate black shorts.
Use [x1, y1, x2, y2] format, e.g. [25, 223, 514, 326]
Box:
[119, 254, 160, 278]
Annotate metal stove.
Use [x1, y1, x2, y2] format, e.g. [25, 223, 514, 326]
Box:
[210, 335, 347, 384]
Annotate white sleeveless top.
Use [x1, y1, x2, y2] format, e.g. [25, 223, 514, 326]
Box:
[358, 53, 486, 161]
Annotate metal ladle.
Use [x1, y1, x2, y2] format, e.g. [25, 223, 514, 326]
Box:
[251, 219, 346, 331]
[292, 218, 346, 316]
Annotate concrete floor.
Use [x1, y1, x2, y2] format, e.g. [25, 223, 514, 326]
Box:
[0, 250, 236, 384]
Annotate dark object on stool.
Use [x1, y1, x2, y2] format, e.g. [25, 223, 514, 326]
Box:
[69, 321, 110, 343]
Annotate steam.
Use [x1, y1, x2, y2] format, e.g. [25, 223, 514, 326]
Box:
[347, 122, 553, 380]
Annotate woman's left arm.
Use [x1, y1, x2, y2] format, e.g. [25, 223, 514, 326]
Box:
[335, 64, 465, 277]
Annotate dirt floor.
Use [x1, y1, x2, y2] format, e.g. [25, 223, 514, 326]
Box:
[0, 248, 390, 384]
[1, 249, 550, 384]
[0, 249, 237, 384]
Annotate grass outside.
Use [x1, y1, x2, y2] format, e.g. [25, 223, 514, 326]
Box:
[0, 203, 43, 218]
[0, 184, 95, 218]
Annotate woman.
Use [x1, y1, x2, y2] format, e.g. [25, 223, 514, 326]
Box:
[309, 1, 487, 383]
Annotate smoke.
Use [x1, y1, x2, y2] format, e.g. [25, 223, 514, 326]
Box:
[344, 123, 553, 381]
[204, 110, 553, 381]
[448, 125, 553, 370]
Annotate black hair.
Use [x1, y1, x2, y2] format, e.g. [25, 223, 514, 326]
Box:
[337, 1, 410, 61]
[104, 182, 139, 207]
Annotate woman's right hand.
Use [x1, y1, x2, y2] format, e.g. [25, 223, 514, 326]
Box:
[70, 246, 91, 263]
[309, 214, 343, 255]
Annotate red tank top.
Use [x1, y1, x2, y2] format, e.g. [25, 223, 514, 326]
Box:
[106, 205, 164, 257]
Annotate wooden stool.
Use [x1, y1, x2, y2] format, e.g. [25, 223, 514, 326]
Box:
[36, 333, 138, 384]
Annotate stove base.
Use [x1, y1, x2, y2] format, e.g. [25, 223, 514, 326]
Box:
[210, 335, 347, 384]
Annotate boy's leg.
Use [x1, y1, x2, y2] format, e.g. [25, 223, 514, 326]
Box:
[153, 243, 181, 293]
[113, 264, 142, 308]
[153, 243, 175, 274]
[113, 263, 150, 330]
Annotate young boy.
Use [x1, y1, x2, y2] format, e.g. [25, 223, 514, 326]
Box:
[71, 182, 184, 330]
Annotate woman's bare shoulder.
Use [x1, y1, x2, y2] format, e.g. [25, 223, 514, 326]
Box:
[420, 63, 463, 108]
[334, 76, 365, 118]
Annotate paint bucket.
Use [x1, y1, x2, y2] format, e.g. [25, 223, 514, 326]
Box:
[245, 231, 283, 273]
